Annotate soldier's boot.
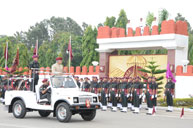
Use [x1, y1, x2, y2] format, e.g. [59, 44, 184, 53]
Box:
[108, 103, 112, 108]
[166, 106, 171, 112]
[117, 103, 121, 109]
[133, 107, 139, 114]
[169, 106, 173, 112]
[127, 103, 132, 108]
[131, 105, 135, 111]
[146, 108, 153, 115]
[112, 106, 117, 112]
[102, 106, 107, 111]
[121, 107, 127, 112]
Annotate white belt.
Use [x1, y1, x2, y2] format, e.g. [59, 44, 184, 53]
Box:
[122, 89, 125, 91]
[112, 88, 115, 91]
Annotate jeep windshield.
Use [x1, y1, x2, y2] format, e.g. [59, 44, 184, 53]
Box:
[51, 76, 77, 88]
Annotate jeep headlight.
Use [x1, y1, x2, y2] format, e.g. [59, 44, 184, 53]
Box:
[93, 97, 97, 102]
[73, 97, 79, 103]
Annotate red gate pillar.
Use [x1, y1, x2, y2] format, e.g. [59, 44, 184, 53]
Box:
[99, 52, 111, 77]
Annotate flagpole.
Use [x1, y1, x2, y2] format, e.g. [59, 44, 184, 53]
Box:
[5, 42, 8, 69]
[68, 36, 71, 71]
[36, 39, 38, 55]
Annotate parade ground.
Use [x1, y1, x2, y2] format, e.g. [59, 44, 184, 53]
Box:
[0, 104, 192, 128]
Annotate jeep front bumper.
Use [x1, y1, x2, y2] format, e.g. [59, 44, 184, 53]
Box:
[70, 104, 101, 110]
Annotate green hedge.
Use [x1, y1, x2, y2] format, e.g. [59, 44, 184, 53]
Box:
[158, 98, 193, 108]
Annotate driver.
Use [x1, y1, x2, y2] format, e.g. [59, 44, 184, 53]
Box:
[40, 79, 51, 104]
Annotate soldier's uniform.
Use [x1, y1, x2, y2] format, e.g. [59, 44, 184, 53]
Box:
[82, 78, 90, 92]
[39, 79, 51, 104]
[127, 77, 133, 108]
[116, 78, 122, 110]
[146, 77, 154, 115]
[165, 78, 175, 112]
[151, 77, 158, 111]
[109, 78, 118, 112]
[90, 77, 99, 94]
[133, 77, 143, 114]
[51, 57, 64, 73]
[120, 78, 128, 112]
[101, 78, 109, 111]
[29, 55, 40, 92]
[107, 78, 113, 108]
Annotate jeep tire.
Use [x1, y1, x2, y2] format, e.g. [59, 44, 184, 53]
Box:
[56, 102, 72, 122]
[12, 100, 26, 118]
[80, 109, 96, 121]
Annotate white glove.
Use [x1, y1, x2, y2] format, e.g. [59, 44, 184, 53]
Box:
[172, 95, 174, 98]
[47, 86, 51, 89]
[127, 94, 129, 98]
[105, 94, 108, 97]
[98, 93, 101, 96]
[115, 94, 118, 97]
[130, 94, 132, 97]
[118, 94, 121, 97]
[139, 95, 142, 99]
[163, 94, 165, 96]
[151, 95, 154, 99]
[108, 94, 111, 97]
[29, 78, 32, 82]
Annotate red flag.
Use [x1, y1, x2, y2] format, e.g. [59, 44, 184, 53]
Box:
[68, 36, 73, 60]
[180, 108, 184, 118]
[85, 99, 90, 108]
[10, 48, 19, 73]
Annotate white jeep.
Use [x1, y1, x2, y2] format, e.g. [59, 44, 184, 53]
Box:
[3, 75, 100, 122]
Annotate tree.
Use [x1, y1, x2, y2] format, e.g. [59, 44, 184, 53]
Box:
[104, 16, 116, 28]
[80, 26, 98, 67]
[115, 9, 128, 30]
[139, 60, 166, 97]
[175, 13, 192, 33]
[158, 8, 169, 32]
[82, 22, 89, 31]
[146, 12, 154, 27]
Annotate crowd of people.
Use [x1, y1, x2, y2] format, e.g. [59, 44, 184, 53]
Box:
[74, 75, 175, 115]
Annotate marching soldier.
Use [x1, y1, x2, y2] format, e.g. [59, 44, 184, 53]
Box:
[109, 77, 118, 112]
[101, 77, 109, 111]
[152, 76, 158, 112]
[120, 77, 128, 112]
[133, 76, 143, 114]
[146, 77, 154, 115]
[82, 77, 90, 92]
[165, 77, 175, 112]
[127, 77, 133, 109]
[116, 77, 122, 110]
[29, 55, 39, 92]
[107, 78, 113, 108]
[90, 76, 99, 94]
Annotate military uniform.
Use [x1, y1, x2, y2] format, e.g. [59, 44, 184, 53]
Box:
[165, 80, 175, 112]
[120, 79, 128, 112]
[133, 79, 143, 113]
[151, 81, 158, 109]
[127, 80, 132, 108]
[90, 80, 99, 94]
[116, 79, 122, 109]
[146, 81, 154, 114]
[109, 80, 118, 112]
[29, 60, 39, 91]
[101, 80, 109, 111]
[83, 81, 90, 92]
[40, 82, 51, 103]
[51, 63, 63, 73]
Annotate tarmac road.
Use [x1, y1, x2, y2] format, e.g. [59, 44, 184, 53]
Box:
[0, 104, 193, 128]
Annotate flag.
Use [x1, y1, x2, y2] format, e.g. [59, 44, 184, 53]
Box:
[33, 39, 38, 55]
[68, 36, 73, 60]
[166, 64, 176, 83]
[10, 48, 19, 73]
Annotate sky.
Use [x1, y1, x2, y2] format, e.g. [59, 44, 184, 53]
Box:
[0, 0, 192, 36]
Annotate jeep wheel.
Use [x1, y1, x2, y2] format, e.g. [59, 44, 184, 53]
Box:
[38, 110, 51, 117]
[80, 110, 96, 121]
[56, 103, 72, 122]
[12, 100, 26, 118]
